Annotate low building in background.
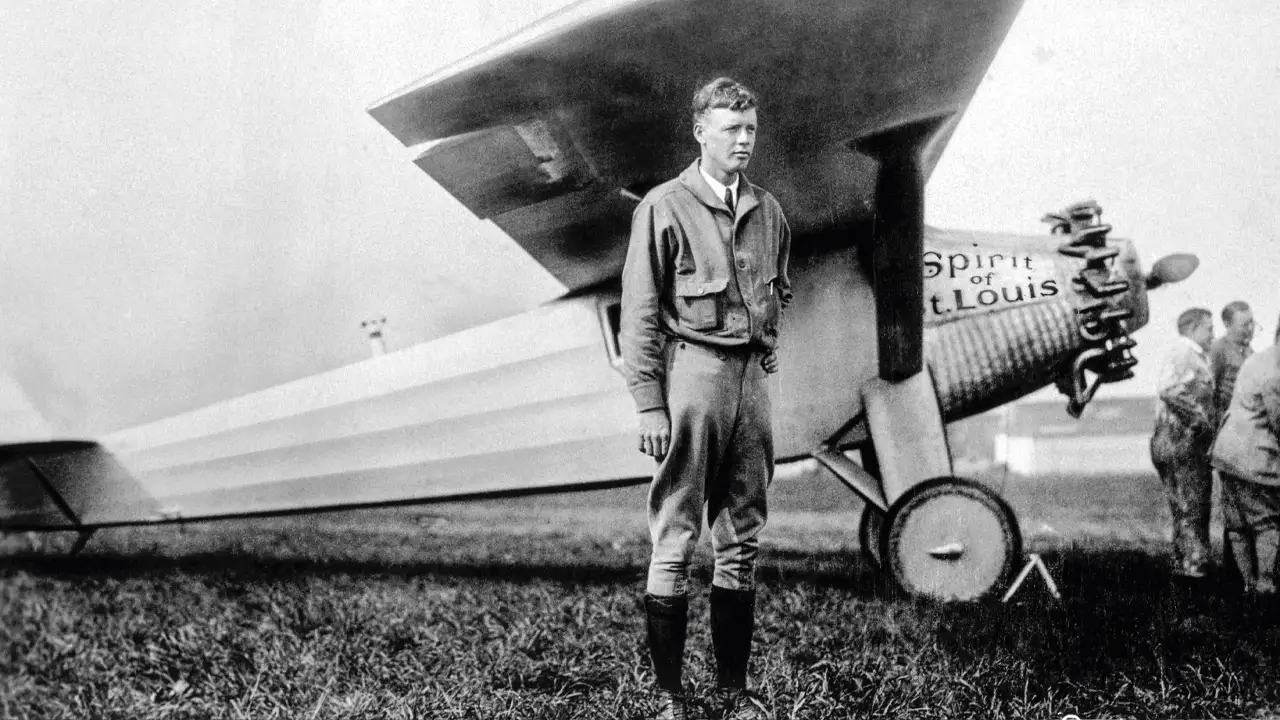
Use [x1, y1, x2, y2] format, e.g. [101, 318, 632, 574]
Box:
[984, 396, 1156, 477]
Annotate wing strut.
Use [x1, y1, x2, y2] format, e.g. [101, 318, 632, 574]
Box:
[854, 113, 954, 382]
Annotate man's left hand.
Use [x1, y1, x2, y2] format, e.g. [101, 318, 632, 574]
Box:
[761, 351, 779, 374]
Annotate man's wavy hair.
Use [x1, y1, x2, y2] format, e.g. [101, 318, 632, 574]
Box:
[691, 77, 757, 125]
[1222, 300, 1251, 325]
[1177, 307, 1212, 337]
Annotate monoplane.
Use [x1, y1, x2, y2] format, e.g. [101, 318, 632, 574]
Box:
[0, 0, 1198, 601]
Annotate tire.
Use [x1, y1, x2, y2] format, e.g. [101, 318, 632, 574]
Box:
[884, 477, 1022, 602]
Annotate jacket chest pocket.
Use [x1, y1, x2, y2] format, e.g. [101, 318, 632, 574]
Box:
[674, 276, 728, 331]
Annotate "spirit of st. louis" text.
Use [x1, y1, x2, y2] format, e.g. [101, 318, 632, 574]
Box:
[923, 249, 1060, 316]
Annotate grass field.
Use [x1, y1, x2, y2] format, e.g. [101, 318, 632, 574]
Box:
[3, 467, 1279, 719]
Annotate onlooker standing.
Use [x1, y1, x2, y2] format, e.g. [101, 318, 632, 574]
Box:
[1210, 301, 1256, 418]
[1151, 308, 1217, 578]
[1211, 318, 1280, 599]
[1208, 301, 1255, 587]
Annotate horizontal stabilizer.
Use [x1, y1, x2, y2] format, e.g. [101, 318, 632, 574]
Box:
[0, 441, 159, 530]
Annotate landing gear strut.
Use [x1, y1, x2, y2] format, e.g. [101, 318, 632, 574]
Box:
[842, 114, 1026, 601]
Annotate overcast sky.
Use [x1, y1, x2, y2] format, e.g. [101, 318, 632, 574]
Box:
[2, 0, 1278, 436]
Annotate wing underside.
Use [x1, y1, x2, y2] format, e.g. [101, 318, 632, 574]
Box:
[1, 1, 1029, 530]
[369, 0, 1024, 291]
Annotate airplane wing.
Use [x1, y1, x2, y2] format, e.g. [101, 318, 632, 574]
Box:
[369, 0, 1024, 292]
[1, 0, 1029, 532]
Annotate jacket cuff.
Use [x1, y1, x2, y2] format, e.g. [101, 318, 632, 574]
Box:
[631, 382, 667, 413]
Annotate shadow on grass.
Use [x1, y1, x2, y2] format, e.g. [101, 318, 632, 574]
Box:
[6, 537, 1277, 718]
[1, 549, 647, 586]
[921, 547, 1280, 718]
[1, 539, 894, 597]
[0, 539, 1222, 609]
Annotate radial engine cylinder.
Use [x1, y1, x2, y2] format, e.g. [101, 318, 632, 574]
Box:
[923, 201, 1148, 420]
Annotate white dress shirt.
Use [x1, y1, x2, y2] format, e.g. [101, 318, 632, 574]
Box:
[698, 163, 739, 209]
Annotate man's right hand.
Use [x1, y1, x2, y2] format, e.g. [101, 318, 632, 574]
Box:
[637, 408, 671, 460]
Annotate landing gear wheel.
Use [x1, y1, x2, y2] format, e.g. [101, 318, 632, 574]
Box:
[884, 477, 1021, 602]
[859, 504, 885, 571]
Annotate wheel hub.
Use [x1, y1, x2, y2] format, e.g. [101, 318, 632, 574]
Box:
[926, 541, 965, 559]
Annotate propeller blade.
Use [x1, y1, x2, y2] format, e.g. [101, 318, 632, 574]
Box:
[1146, 253, 1199, 289]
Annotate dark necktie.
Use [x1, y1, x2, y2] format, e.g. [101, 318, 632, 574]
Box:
[724, 187, 734, 215]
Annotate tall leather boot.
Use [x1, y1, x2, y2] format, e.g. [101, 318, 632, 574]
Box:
[644, 593, 689, 719]
[710, 586, 765, 720]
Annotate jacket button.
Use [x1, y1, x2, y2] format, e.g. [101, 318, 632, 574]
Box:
[696, 288, 705, 295]
[737, 260, 747, 269]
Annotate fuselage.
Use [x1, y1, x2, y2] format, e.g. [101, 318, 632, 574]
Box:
[0, 219, 1150, 530]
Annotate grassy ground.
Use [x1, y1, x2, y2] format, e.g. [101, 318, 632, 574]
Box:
[2, 470, 1278, 719]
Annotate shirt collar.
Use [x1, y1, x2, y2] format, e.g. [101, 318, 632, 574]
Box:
[678, 160, 758, 217]
[698, 162, 739, 203]
[1177, 334, 1207, 358]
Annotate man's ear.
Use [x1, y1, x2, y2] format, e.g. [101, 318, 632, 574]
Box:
[692, 119, 704, 146]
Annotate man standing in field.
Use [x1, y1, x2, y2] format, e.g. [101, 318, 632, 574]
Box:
[620, 77, 791, 720]
[1209, 300, 1256, 587]
[1151, 307, 1217, 579]
[1212, 316, 1280, 601]
[1210, 301, 1256, 418]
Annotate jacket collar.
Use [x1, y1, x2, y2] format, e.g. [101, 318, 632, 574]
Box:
[678, 159, 760, 219]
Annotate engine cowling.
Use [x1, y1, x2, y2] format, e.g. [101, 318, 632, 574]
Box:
[923, 201, 1165, 421]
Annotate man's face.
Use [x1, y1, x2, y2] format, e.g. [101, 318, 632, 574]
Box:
[694, 107, 757, 180]
[1228, 309, 1255, 345]
[1192, 317, 1215, 352]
